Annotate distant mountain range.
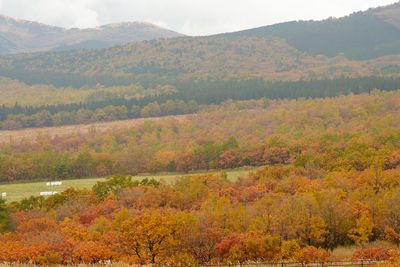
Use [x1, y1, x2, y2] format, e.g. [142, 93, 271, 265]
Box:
[0, 2, 400, 87]
[0, 15, 183, 54]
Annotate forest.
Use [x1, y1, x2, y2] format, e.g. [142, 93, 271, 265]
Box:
[0, 76, 399, 130]
[1, 165, 400, 265]
[0, 90, 399, 183]
[0, 35, 399, 88]
[229, 9, 400, 59]
[1, 3, 400, 265]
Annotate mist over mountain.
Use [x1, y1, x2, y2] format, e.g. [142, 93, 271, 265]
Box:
[0, 15, 183, 54]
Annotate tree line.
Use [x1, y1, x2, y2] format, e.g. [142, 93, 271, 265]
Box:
[0, 100, 199, 130]
[0, 76, 399, 129]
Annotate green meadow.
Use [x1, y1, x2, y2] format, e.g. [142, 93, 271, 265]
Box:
[0, 168, 254, 202]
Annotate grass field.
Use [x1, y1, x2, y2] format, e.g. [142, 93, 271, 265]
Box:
[0, 168, 254, 203]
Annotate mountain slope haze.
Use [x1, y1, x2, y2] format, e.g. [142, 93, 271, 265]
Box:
[0, 15, 183, 54]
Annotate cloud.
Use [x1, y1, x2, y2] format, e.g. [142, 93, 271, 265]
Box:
[0, 0, 99, 28]
[0, 0, 397, 34]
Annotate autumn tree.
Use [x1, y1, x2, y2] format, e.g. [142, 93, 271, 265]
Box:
[294, 246, 335, 264]
[215, 232, 281, 263]
[0, 198, 10, 232]
[72, 241, 114, 264]
[348, 212, 374, 247]
[118, 210, 186, 264]
[385, 227, 400, 247]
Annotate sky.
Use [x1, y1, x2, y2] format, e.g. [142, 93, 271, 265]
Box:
[0, 0, 398, 35]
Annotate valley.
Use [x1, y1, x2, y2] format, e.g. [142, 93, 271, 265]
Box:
[0, 2, 400, 266]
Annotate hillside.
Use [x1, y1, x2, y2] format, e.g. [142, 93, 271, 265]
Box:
[0, 3, 400, 130]
[0, 15, 183, 54]
[374, 2, 400, 28]
[0, 90, 399, 182]
[1, 3, 400, 87]
[1, 2, 400, 265]
[1, 35, 398, 88]
[226, 2, 400, 60]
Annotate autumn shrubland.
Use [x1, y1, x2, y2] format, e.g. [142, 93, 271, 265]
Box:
[0, 165, 400, 265]
[0, 90, 399, 264]
[2, 2, 400, 265]
[0, 90, 399, 183]
[1, 76, 399, 131]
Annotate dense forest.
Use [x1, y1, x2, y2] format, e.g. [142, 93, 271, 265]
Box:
[0, 35, 399, 88]
[228, 6, 400, 59]
[0, 76, 399, 130]
[1, 166, 400, 265]
[0, 90, 399, 182]
[1, 2, 400, 265]
[1, 85, 400, 265]
[0, 77, 174, 107]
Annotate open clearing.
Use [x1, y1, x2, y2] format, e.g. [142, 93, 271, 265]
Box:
[0, 168, 254, 202]
[0, 114, 193, 143]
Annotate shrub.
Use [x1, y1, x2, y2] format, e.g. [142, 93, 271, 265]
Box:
[352, 247, 392, 261]
[294, 246, 336, 264]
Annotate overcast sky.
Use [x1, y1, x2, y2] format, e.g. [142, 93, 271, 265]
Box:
[0, 0, 397, 35]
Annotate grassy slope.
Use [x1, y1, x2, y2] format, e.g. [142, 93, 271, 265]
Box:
[0, 169, 253, 202]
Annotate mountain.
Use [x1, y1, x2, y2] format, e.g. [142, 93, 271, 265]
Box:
[0, 36, 364, 87]
[0, 15, 183, 54]
[374, 2, 400, 28]
[223, 2, 400, 60]
[0, 3, 400, 87]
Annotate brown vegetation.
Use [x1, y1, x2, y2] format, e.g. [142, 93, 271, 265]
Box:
[0, 114, 192, 143]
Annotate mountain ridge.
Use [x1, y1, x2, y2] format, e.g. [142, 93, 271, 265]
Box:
[221, 1, 400, 60]
[1, 2, 400, 87]
[0, 14, 183, 54]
